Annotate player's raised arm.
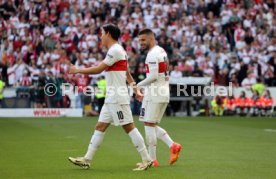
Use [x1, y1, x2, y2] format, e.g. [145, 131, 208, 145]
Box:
[69, 63, 109, 75]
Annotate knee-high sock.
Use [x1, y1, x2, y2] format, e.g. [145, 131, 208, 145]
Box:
[84, 130, 105, 161]
[128, 128, 151, 161]
[145, 126, 157, 161]
[156, 126, 174, 148]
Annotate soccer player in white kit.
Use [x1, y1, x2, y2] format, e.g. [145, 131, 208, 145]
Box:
[136, 29, 182, 167]
[68, 24, 152, 171]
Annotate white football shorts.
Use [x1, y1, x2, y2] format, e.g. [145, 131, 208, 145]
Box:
[98, 104, 133, 126]
[139, 101, 168, 123]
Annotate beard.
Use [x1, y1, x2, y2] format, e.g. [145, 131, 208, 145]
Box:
[140, 44, 150, 53]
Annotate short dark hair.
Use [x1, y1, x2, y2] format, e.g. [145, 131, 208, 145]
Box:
[138, 28, 154, 36]
[102, 23, 121, 41]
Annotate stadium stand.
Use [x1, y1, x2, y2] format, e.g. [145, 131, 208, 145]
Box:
[0, 0, 276, 116]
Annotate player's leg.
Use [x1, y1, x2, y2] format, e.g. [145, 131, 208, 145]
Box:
[213, 106, 219, 116]
[144, 122, 158, 163]
[260, 106, 265, 116]
[155, 125, 173, 148]
[144, 122, 158, 166]
[154, 103, 182, 165]
[211, 101, 218, 116]
[253, 106, 258, 116]
[122, 123, 153, 170]
[249, 106, 254, 116]
[84, 104, 113, 161]
[139, 101, 158, 166]
[155, 125, 181, 165]
[69, 104, 112, 169]
[83, 122, 110, 161]
[112, 103, 152, 171]
[236, 106, 241, 116]
[265, 106, 272, 116]
[68, 122, 110, 169]
[219, 106, 224, 116]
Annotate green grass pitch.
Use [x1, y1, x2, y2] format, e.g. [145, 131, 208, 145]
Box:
[1, 116, 276, 179]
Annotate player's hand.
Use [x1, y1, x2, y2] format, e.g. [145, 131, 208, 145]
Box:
[69, 65, 79, 74]
[136, 88, 144, 102]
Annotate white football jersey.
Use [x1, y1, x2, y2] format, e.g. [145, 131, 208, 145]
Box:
[103, 43, 130, 104]
[144, 45, 170, 103]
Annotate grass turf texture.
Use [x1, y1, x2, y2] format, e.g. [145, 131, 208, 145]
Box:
[0, 117, 276, 179]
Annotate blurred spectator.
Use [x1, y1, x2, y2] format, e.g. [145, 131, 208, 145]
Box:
[211, 93, 226, 116]
[95, 76, 106, 113]
[250, 89, 260, 116]
[170, 66, 183, 79]
[225, 93, 236, 115]
[53, 73, 65, 108]
[216, 68, 229, 86]
[235, 90, 248, 115]
[74, 74, 90, 109]
[7, 61, 18, 86]
[229, 74, 239, 87]
[46, 71, 55, 107]
[252, 78, 265, 96]
[0, 74, 5, 106]
[264, 63, 275, 86]
[19, 70, 31, 87]
[241, 72, 256, 87]
[34, 71, 47, 108]
[260, 89, 274, 116]
[256, 89, 274, 116]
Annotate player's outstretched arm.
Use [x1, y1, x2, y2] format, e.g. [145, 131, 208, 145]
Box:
[69, 63, 109, 75]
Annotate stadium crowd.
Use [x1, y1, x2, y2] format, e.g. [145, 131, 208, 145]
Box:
[0, 0, 276, 114]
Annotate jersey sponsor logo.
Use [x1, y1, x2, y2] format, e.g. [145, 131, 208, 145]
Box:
[145, 61, 166, 73]
[106, 60, 127, 71]
[148, 62, 157, 64]
[107, 54, 114, 58]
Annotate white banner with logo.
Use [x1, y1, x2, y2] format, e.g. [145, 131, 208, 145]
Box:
[0, 108, 83, 117]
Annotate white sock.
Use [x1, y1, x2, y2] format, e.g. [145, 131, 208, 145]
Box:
[128, 128, 151, 161]
[84, 130, 105, 161]
[145, 126, 157, 161]
[156, 126, 174, 148]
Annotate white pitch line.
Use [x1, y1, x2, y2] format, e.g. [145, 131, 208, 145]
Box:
[65, 136, 77, 139]
[264, 129, 276, 132]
